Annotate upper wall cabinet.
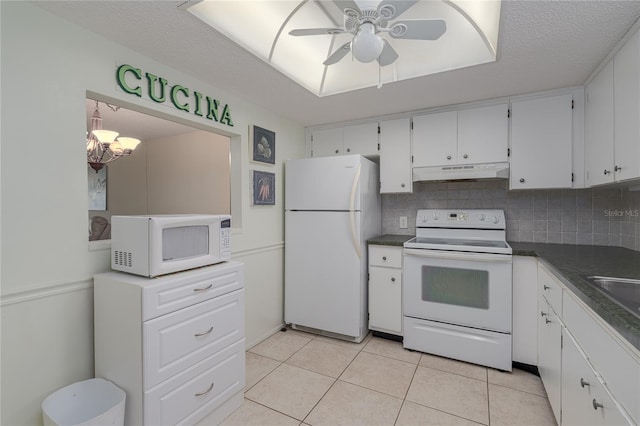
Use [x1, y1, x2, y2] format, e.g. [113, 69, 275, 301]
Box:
[412, 103, 508, 168]
[310, 122, 379, 158]
[510, 94, 574, 189]
[379, 117, 412, 193]
[586, 28, 640, 186]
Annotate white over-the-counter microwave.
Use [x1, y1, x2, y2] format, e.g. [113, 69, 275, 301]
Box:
[110, 214, 231, 277]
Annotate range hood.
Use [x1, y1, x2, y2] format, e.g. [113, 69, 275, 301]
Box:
[413, 162, 510, 182]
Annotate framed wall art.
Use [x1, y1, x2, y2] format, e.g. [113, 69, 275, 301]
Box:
[88, 165, 107, 211]
[250, 125, 275, 164]
[252, 170, 275, 206]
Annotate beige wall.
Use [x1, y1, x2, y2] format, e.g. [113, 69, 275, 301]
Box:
[0, 3, 305, 424]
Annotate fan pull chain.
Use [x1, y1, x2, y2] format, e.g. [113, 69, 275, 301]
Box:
[378, 65, 383, 89]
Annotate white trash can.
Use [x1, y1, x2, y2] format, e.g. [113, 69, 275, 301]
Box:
[42, 378, 126, 426]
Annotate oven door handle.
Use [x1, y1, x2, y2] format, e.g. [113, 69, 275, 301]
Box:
[404, 248, 512, 263]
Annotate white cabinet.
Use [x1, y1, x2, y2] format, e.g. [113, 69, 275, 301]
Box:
[512, 256, 538, 365]
[310, 122, 379, 157]
[510, 94, 574, 189]
[379, 117, 412, 193]
[613, 28, 640, 183]
[538, 291, 563, 424]
[94, 261, 245, 426]
[585, 28, 640, 186]
[562, 331, 629, 426]
[368, 245, 403, 336]
[412, 103, 508, 168]
[585, 61, 615, 186]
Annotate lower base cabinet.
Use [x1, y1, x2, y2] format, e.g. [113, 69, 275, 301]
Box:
[562, 332, 629, 426]
[368, 245, 403, 336]
[537, 294, 563, 423]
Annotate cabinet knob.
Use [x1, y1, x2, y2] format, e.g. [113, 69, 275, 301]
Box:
[446, 155, 452, 160]
[401, 183, 405, 188]
[382, 256, 387, 261]
[335, 149, 340, 154]
[604, 169, 611, 175]
[580, 378, 590, 388]
[545, 318, 552, 324]
[540, 311, 548, 317]
[543, 285, 550, 291]
[347, 148, 351, 153]
[463, 154, 468, 159]
[592, 399, 604, 410]
[391, 277, 396, 282]
[614, 165, 622, 172]
[519, 178, 525, 183]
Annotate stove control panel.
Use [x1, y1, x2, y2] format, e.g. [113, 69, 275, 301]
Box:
[416, 209, 505, 229]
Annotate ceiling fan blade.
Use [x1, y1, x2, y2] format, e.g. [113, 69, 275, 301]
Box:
[377, 40, 399, 66]
[377, 0, 418, 21]
[289, 28, 346, 36]
[333, 0, 361, 16]
[323, 42, 351, 65]
[389, 19, 446, 40]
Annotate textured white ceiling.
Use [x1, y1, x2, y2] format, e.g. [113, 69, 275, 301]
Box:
[36, 1, 640, 127]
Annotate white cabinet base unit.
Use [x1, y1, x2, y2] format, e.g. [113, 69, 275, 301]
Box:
[94, 261, 245, 426]
[368, 245, 403, 336]
[512, 256, 538, 366]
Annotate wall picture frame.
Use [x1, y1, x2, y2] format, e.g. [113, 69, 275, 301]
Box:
[88, 165, 107, 211]
[252, 170, 275, 206]
[250, 125, 275, 164]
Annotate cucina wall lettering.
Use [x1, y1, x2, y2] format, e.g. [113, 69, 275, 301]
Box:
[116, 64, 234, 127]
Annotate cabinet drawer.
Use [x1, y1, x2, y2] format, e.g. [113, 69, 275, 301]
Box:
[369, 246, 402, 268]
[144, 338, 245, 426]
[538, 264, 563, 314]
[142, 263, 243, 321]
[563, 293, 640, 424]
[144, 289, 244, 389]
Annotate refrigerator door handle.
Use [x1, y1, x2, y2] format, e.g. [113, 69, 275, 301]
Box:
[349, 164, 362, 258]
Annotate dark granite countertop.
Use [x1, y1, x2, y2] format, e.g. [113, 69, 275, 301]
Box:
[510, 242, 640, 352]
[368, 234, 413, 246]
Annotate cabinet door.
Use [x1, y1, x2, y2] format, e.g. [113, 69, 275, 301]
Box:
[510, 94, 573, 189]
[538, 295, 562, 424]
[585, 60, 615, 186]
[311, 127, 343, 157]
[562, 332, 630, 426]
[613, 28, 640, 182]
[457, 104, 509, 165]
[379, 117, 412, 193]
[412, 111, 457, 167]
[343, 122, 379, 156]
[512, 256, 538, 365]
[369, 266, 402, 335]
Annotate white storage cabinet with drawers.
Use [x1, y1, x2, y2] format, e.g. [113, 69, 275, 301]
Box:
[94, 261, 245, 425]
[368, 244, 403, 336]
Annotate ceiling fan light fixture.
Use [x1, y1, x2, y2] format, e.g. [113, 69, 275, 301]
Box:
[351, 23, 384, 63]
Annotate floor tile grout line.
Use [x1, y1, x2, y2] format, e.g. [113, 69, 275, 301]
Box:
[487, 381, 549, 399]
[417, 363, 489, 384]
[400, 398, 489, 426]
[393, 357, 420, 425]
[242, 396, 309, 424]
[300, 377, 339, 425]
[486, 370, 492, 426]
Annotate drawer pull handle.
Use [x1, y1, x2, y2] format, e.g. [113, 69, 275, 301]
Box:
[195, 382, 214, 397]
[592, 399, 603, 410]
[543, 285, 550, 291]
[194, 326, 214, 337]
[580, 378, 590, 388]
[193, 284, 213, 292]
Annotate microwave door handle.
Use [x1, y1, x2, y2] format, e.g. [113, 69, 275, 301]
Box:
[349, 164, 362, 258]
[404, 248, 512, 263]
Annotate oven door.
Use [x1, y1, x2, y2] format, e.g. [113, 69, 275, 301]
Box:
[403, 248, 512, 333]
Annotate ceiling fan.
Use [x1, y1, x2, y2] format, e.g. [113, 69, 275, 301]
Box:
[289, 0, 446, 66]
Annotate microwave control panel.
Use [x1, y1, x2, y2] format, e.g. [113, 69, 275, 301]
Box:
[220, 219, 231, 255]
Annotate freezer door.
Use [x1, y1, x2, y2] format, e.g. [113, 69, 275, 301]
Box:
[285, 155, 363, 211]
[285, 210, 365, 338]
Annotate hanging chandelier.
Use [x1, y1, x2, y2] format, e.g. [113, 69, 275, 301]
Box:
[87, 101, 141, 172]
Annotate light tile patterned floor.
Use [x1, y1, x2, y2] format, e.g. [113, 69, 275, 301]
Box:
[215, 328, 557, 426]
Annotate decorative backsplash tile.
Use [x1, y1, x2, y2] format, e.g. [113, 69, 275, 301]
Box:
[382, 180, 640, 252]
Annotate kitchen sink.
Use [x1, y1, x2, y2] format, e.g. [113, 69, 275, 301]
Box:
[584, 276, 640, 319]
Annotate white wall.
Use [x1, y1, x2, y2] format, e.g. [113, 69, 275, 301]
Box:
[0, 3, 305, 425]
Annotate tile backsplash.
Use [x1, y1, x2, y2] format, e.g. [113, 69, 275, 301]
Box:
[382, 180, 640, 252]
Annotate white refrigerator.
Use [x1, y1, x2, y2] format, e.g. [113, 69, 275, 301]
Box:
[284, 155, 381, 342]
